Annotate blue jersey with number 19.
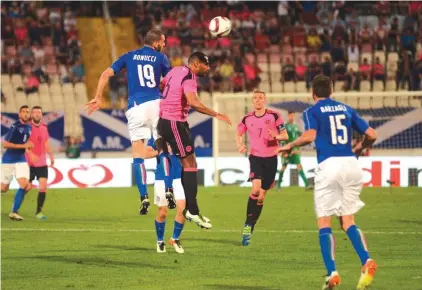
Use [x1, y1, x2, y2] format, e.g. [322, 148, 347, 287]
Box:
[110, 46, 170, 110]
[303, 98, 369, 164]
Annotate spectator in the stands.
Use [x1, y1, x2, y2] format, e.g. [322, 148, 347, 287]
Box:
[18, 39, 34, 61]
[282, 58, 296, 82]
[2, 24, 15, 45]
[32, 42, 44, 68]
[52, 22, 63, 46]
[58, 62, 71, 83]
[56, 38, 69, 64]
[321, 56, 332, 77]
[348, 44, 359, 63]
[295, 58, 307, 81]
[372, 57, 386, 81]
[345, 66, 359, 91]
[243, 59, 261, 91]
[320, 29, 332, 52]
[232, 72, 245, 92]
[27, 20, 42, 45]
[331, 40, 345, 63]
[307, 56, 321, 87]
[333, 61, 347, 82]
[401, 28, 416, 55]
[219, 58, 234, 92]
[170, 54, 183, 67]
[24, 71, 40, 94]
[359, 23, 373, 46]
[388, 17, 400, 52]
[307, 28, 321, 51]
[359, 58, 371, 80]
[14, 19, 28, 43]
[71, 58, 85, 82]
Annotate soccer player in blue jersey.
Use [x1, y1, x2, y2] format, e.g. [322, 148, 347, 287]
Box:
[85, 29, 171, 215]
[149, 140, 186, 254]
[1, 105, 34, 221]
[277, 75, 378, 290]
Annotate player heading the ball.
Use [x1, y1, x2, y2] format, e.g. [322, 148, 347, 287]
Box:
[157, 51, 232, 230]
[236, 90, 288, 246]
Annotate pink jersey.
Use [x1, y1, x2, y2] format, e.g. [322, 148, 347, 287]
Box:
[26, 122, 49, 167]
[160, 66, 197, 122]
[237, 109, 285, 157]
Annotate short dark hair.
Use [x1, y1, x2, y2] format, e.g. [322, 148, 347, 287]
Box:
[145, 29, 163, 45]
[19, 105, 29, 112]
[32, 105, 42, 111]
[312, 75, 332, 99]
[188, 51, 209, 66]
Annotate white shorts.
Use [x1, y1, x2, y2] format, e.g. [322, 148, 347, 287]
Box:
[1, 162, 30, 184]
[154, 179, 185, 207]
[125, 99, 160, 142]
[314, 157, 365, 218]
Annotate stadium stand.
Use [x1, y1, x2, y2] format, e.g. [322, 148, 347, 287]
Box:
[1, 1, 421, 154]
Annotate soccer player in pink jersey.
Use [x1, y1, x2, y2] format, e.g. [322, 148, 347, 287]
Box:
[236, 90, 288, 246]
[25, 106, 55, 220]
[157, 51, 231, 229]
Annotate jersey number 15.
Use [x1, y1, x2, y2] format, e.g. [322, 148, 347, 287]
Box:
[137, 64, 156, 88]
[329, 114, 348, 145]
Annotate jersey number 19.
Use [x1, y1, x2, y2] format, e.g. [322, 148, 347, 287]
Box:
[329, 114, 348, 145]
[137, 64, 156, 88]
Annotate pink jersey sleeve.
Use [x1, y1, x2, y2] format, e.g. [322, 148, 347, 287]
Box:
[237, 119, 247, 134]
[275, 112, 285, 131]
[182, 79, 197, 94]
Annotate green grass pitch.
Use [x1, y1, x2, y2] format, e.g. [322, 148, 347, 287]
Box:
[2, 186, 422, 290]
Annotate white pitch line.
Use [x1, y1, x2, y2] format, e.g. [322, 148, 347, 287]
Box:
[1, 228, 422, 235]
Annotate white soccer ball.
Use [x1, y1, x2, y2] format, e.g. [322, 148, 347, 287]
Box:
[209, 16, 232, 38]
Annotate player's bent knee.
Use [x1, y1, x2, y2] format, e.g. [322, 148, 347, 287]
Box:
[17, 178, 29, 189]
[25, 183, 32, 192]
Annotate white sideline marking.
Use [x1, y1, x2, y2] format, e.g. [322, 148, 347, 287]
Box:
[1, 228, 422, 235]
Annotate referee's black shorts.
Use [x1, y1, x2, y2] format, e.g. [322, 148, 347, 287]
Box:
[29, 166, 48, 182]
[157, 118, 195, 158]
[248, 155, 278, 190]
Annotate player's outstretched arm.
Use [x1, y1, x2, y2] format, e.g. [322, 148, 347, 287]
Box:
[185, 92, 232, 125]
[275, 129, 316, 154]
[85, 68, 115, 115]
[45, 139, 55, 166]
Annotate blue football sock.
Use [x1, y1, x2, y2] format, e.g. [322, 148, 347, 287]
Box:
[155, 220, 166, 242]
[346, 225, 370, 265]
[319, 228, 337, 275]
[159, 152, 172, 189]
[172, 221, 184, 240]
[133, 158, 148, 198]
[12, 188, 26, 213]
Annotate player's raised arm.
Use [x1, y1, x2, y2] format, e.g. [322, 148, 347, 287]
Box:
[85, 52, 127, 115]
[235, 118, 248, 154]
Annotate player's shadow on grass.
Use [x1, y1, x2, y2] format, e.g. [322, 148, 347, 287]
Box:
[188, 237, 239, 246]
[95, 244, 152, 252]
[30, 255, 171, 269]
[205, 284, 281, 290]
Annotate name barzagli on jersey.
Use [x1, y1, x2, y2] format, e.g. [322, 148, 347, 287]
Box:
[320, 105, 347, 113]
[133, 55, 157, 62]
